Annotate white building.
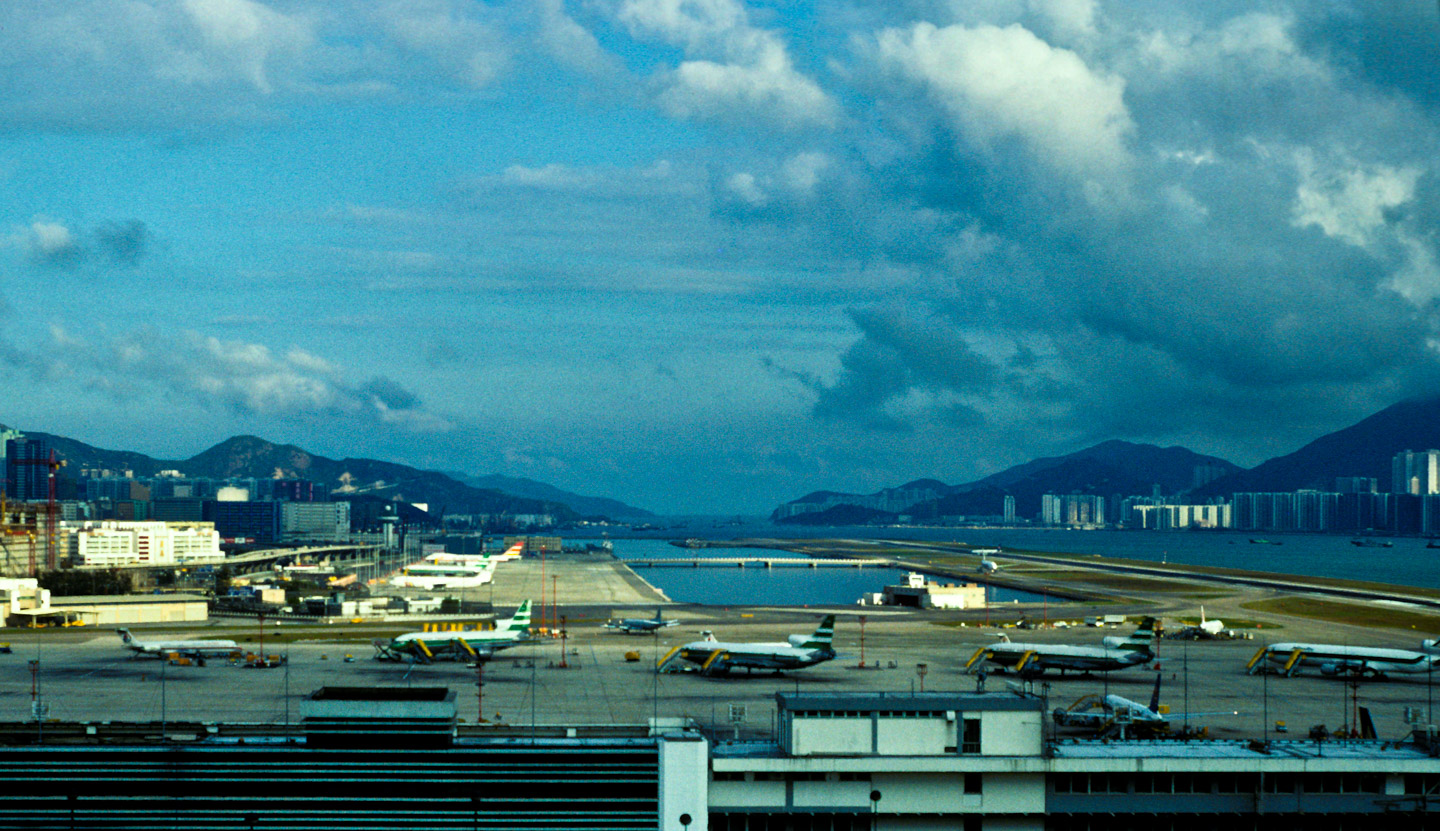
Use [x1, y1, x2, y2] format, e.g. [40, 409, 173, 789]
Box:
[66, 521, 222, 567]
[1041, 494, 1105, 527]
[1129, 503, 1233, 530]
[0, 577, 50, 625]
[881, 572, 988, 609]
[1393, 449, 1440, 495]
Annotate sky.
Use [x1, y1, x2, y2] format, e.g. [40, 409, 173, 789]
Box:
[2, 0, 1439, 515]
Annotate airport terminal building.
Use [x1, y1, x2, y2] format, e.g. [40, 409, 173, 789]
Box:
[0, 687, 1437, 829]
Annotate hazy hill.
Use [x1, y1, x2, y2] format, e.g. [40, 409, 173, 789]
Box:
[26, 432, 577, 519]
[1193, 395, 1440, 497]
[773, 440, 1242, 520]
[444, 472, 653, 519]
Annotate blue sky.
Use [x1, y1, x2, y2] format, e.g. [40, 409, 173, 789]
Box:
[3, 0, 1440, 514]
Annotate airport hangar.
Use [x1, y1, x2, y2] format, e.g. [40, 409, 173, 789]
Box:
[0, 686, 1438, 830]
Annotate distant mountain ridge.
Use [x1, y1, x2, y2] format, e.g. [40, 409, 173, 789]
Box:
[1192, 395, 1440, 498]
[22, 432, 645, 520]
[775, 396, 1440, 522]
[775, 440, 1242, 522]
[442, 472, 654, 519]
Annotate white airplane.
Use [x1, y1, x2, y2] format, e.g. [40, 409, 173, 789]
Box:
[605, 609, 679, 633]
[390, 559, 495, 589]
[978, 559, 1000, 575]
[965, 617, 1157, 677]
[374, 600, 532, 664]
[1171, 607, 1225, 640]
[429, 541, 523, 564]
[1197, 607, 1224, 637]
[1053, 674, 1236, 737]
[662, 615, 836, 675]
[116, 629, 240, 659]
[1247, 640, 1440, 678]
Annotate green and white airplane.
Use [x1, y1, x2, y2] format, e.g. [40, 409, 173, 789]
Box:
[662, 615, 837, 675]
[373, 599, 532, 664]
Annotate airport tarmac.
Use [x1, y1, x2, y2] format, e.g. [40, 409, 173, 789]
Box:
[1, 607, 1436, 744]
[2, 550, 1438, 743]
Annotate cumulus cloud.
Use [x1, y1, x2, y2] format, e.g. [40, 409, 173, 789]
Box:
[371, 0, 509, 88]
[535, 0, 622, 77]
[763, 1, 1440, 465]
[874, 21, 1134, 187]
[618, 0, 838, 128]
[22, 328, 451, 432]
[26, 221, 84, 269]
[15, 218, 151, 269]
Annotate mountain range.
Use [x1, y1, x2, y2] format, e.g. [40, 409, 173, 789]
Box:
[774, 396, 1440, 522]
[22, 432, 652, 521]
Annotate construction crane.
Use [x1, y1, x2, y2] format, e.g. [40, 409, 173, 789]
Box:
[8, 450, 66, 574]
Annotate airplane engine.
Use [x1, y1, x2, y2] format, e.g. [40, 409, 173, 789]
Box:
[787, 635, 808, 647]
[1319, 661, 1364, 677]
[1101, 637, 1122, 649]
[1320, 662, 1340, 676]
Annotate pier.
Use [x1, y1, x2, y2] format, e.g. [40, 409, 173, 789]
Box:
[625, 556, 892, 569]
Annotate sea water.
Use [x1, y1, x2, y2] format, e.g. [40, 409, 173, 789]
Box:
[603, 538, 1045, 606]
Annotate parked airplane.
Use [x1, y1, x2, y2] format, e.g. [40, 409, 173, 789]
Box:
[1053, 674, 1237, 737]
[374, 600, 532, 664]
[426, 542, 524, 564]
[965, 617, 1157, 677]
[116, 629, 240, 659]
[1170, 607, 1225, 640]
[390, 560, 496, 590]
[605, 609, 679, 633]
[661, 615, 836, 675]
[1247, 640, 1440, 678]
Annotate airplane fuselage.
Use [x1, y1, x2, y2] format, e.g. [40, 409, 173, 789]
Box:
[1264, 642, 1440, 676]
[678, 641, 834, 672]
[983, 643, 1151, 674]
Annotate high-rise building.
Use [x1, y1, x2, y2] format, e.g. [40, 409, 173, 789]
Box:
[1391, 449, 1440, 495]
[1040, 494, 1105, 526]
[1335, 477, 1378, 494]
[4, 436, 50, 501]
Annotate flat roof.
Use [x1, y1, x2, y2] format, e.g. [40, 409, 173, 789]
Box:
[1053, 738, 1435, 761]
[778, 691, 1044, 713]
[308, 686, 454, 703]
[50, 594, 208, 606]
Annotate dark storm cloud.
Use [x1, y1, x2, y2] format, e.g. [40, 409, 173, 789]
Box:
[360, 376, 421, 411]
[755, 2, 1440, 460]
[95, 220, 149, 265]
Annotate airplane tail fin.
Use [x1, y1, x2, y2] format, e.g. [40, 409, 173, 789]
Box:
[504, 600, 532, 634]
[1118, 617, 1157, 653]
[798, 615, 836, 649]
[1148, 673, 1162, 713]
[654, 609, 664, 622]
[116, 628, 133, 645]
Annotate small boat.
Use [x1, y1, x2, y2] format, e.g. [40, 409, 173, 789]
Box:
[1249, 538, 1282, 546]
[1351, 538, 1394, 548]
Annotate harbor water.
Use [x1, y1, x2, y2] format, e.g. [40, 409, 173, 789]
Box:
[605, 539, 1046, 607]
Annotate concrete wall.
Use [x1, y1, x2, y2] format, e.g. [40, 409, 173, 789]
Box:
[790, 718, 873, 756]
[872, 772, 981, 814]
[46, 598, 207, 625]
[658, 736, 708, 830]
[877, 716, 952, 755]
[980, 711, 1043, 756]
